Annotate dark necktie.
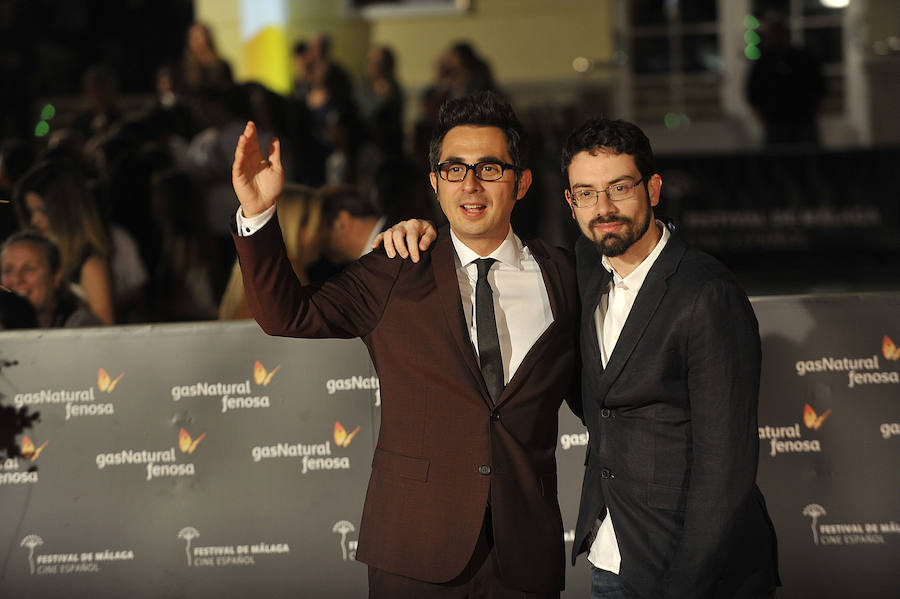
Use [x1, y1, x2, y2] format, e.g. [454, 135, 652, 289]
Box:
[475, 258, 503, 404]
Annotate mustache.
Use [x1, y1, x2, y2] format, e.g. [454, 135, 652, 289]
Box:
[589, 215, 631, 229]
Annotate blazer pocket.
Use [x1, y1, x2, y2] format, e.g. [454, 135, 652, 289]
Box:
[371, 448, 430, 482]
[647, 482, 686, 512]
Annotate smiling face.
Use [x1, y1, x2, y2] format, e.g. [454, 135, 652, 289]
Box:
[565, 149, 661, 263]
[1, 240, 61, 315]
[429, 125, 531, 256]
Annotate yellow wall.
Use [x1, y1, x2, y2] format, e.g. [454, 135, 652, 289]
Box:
[195, 0, 613, 92]
[370, 0, 614, 88]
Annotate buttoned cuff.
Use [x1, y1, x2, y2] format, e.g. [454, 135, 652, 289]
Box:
[235, 204, 276, 236]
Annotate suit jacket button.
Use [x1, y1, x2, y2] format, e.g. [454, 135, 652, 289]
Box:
[600, 408, 611, 418]
[478, 465, 491, 475]
[600, 468, 612, 479]
[490, 411, 500, 422]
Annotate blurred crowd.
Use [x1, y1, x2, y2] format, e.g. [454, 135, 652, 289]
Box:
[2, 24, 577, 331]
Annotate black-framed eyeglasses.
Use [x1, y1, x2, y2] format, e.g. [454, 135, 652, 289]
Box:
[567, 177, 647, 208]
[435, 160, 520, 182]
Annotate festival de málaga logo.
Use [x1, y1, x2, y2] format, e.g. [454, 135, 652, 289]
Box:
[759, 403, 831, 457]
[177, 526, 290, 569]
[11, 367, 121, 421]
[332, 520, 358, 561]
[170, 360, 278, 413]
[802, 504, 900, 546]
[0, 436, 49, 485]
[94, 428, 203, 481]
[251, 422, 358, 474]
[794, 334, 900, 388]
[19, 533, 134, 576]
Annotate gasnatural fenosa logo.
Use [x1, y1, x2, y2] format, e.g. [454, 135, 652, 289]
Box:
[759, 403, 830, 457]
[94, 428, 204, 481]
[170, 361, 277, 413]
[11, 367, 121, 420]
[0, 436, 50, 485]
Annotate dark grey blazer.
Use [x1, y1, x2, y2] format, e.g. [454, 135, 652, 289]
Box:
[572, 225, 779, 598]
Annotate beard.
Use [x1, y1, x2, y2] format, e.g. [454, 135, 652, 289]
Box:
[588, 195, 652, 257]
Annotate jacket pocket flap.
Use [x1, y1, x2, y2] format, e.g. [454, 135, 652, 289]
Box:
[372, 448, 430, 481]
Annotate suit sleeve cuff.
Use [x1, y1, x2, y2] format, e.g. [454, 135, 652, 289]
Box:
[236, 204, 276, 237]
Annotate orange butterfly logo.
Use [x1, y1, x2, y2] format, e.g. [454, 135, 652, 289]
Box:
[253, 360, 280, 386]
[882, 335, 900, 361]
[803, 404, 831, 430]
[334, 422, 360, 447]
[178, 428, 206, 454]
[21, 436, 48, 461]
[97, 368, 124, 393]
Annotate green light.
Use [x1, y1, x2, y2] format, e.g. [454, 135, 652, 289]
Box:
[745, 46, 762, 60]
[35, 121, 50, 137]
[744, 14, 759, 30]
[664, 113, 680, 129]
[40, 104, 56, 120]
[744, 31, 760, 45]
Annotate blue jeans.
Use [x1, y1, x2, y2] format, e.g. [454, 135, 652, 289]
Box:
[590, 567, 639, 599]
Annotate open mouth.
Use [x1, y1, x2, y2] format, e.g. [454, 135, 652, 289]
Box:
[461, 203, 487, 216]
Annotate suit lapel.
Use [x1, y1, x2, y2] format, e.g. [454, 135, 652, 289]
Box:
[593, 232, 688, 403]
[431, 229, 493, 404]
[497, 238, 560, 406]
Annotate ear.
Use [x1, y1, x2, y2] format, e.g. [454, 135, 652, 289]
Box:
[647, 173, 662, 208]
[515, 169, 533, 201]
[563, 189, 577, 220]
[429, 171, 438, 198]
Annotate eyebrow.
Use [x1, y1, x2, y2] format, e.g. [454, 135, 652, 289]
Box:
[571, 175, 635, 189]
[441, 155, 507, 164]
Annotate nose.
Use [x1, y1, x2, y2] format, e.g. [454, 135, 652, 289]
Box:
[460, 168, 483, 192]
[592, 192, 618, 218]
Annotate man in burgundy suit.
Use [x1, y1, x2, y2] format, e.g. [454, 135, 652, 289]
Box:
[231, 91, 579, 597]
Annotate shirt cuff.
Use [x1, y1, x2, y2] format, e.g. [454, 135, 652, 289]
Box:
[235, 204, 276, 236]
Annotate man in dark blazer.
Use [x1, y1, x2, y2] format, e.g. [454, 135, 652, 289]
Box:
[231, 92, 579, 597]
[562, 118, 779, 598]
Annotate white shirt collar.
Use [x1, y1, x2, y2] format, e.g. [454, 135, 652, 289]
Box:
[361, 216, 388, 257]
[601, 220, 670, 291]
[449, 227, 525, 270]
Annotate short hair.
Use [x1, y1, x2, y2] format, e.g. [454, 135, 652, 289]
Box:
[561, 117, 656, 184]
[428, 91, 528, 173]
[318, 184, 380, 225]
[293, 40, 308, 56]
[1, 230, 61, 274]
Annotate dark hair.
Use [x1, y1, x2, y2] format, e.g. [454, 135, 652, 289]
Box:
[1, 229, 62, 274]
[428, 91, 527, 173]
[319, 184, 380, 225]
[0, 287, 38, 329]
[560, 117, 656, 184]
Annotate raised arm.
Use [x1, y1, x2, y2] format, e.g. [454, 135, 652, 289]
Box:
[232, 121, 284, 218]
[371, 219, 438, 262]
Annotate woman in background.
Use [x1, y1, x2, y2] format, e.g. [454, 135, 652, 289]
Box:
[13, 161, 114, 324]
[218, 184, 323, 320]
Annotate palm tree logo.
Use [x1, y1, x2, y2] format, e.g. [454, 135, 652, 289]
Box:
[802, 504, 827, 544]
[332, 521, 355, 561]
[178, 527, 200, 567]
[20, 535, 43, 574]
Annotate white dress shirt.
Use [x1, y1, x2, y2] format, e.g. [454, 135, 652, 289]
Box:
[450, 228, 554, 385]
[588, 221, 670, 573]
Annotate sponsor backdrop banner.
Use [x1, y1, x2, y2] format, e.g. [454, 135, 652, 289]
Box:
[1, 293, 898, 597]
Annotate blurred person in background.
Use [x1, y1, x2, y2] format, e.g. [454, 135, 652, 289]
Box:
[1, 231, 103, 328]
[181, 22, 233, 93]
[0, 139, 35, 243]
[746, 10, 825, 147]
[219, 183, 323, 320]
[71, 64, 122, 141]
[13, 161, 115, 324]
[358, 45, 405, 156]
[149, 169, 218, 322]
